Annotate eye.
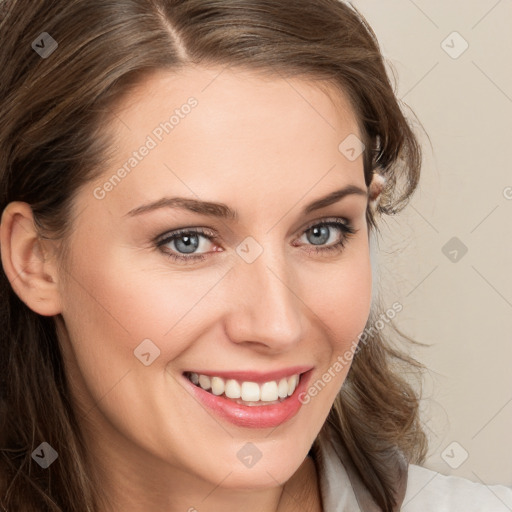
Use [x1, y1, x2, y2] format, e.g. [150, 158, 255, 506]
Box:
[296, 218, 358, 257]
[155, 217, 359, 265]
[155, 227, 217, 265]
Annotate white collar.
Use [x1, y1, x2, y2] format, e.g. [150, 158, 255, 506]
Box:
[310, 425, 408, 511]
[313, 429, 362, 511]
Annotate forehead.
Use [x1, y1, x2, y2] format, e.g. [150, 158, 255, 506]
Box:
[86, 65, 366, 220]
[114, 64, 358, 125]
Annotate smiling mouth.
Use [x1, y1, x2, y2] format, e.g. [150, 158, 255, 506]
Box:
[183, 371, 302, 406]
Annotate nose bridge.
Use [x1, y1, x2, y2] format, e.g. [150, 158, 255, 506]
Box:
[224, 240, 304, 349]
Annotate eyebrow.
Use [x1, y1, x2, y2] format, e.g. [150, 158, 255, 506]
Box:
[125, 184, 368, 220]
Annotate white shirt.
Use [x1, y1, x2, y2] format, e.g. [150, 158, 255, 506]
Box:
[313, 428, 512, 511]
[403, 464, 512, 512]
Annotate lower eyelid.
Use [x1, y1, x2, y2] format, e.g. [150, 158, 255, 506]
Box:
[157, 219, 356, 258]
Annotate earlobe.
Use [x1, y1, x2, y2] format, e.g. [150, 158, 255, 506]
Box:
[368, 171, 386, 210]
[0, 201, 62, 316]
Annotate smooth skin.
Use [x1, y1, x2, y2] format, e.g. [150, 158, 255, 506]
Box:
[0, 65, 383, 512]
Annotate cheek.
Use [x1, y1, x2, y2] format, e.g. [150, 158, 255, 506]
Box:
[292, 251, 372, 437]
[307, 247, 373, 345]
[60, 236, 217, 351]
[303, 245, 373, 389]
[56, 239, 228, 447]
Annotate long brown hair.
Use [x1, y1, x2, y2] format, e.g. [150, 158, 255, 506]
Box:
[0, 1, 428, 510]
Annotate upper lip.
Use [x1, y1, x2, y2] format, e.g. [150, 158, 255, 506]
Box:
[183, 366, 313, 384]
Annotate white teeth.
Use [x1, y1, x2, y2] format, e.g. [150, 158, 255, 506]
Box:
[211, 376, 225, 396]
[287, 375, 299, 396]
[186, 372, 302, 403]
[198, 374, 211, 390]
[260, 381, 279, 402]
[225, 379, 241, 399]
[277, 378, 289, 398]
[241, 382, 260, 402]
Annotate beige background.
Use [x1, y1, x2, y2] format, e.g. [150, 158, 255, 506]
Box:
[352, 0, 512, 487]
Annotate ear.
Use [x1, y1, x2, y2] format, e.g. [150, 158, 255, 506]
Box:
[368, 171, 386, 210]
[0, 201, 62, 316]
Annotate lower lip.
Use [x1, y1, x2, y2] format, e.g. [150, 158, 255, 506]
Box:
[182, 370, 313, 429]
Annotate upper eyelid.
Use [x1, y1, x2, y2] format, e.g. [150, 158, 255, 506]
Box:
[156, 217, 353, 246]
[302, 216, 352, 230]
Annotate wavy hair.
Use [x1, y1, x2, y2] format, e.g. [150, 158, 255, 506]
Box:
[0, 1, 428, 510]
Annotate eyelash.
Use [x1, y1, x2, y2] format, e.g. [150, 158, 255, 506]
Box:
[155, 218, 358, 265]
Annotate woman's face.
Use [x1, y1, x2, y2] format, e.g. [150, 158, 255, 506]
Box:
[55, 65, 373, 497]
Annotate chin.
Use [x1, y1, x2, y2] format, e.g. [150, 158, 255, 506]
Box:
[217, 465, 296, 491]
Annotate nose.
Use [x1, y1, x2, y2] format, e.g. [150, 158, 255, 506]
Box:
[223, 246, 304, 352]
